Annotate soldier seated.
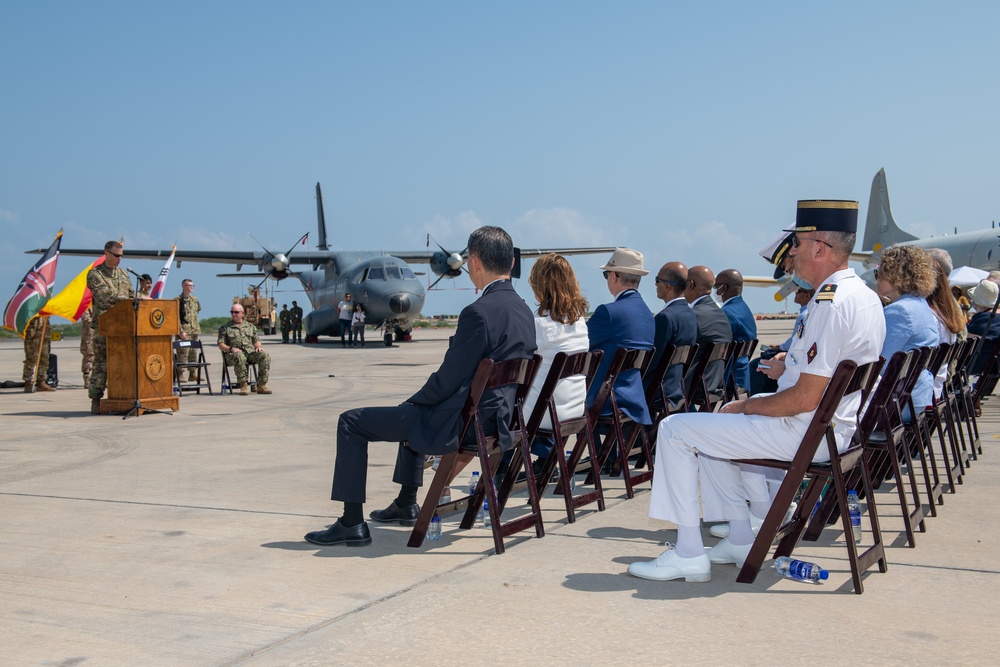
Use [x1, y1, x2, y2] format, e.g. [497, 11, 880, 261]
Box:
[218, 304, 272, 395]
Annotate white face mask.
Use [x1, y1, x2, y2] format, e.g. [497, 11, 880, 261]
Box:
[710, 287, 723, 304]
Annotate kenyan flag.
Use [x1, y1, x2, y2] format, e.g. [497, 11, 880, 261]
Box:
[2, 231, 62, 337]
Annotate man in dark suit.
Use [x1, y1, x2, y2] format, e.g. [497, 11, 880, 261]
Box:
[586, 248, 655, 425]
[647, 261, 698, 407]
[305, 226, 536, 547]
[684, 265, 733, 401]
[715, 268, 757, 395]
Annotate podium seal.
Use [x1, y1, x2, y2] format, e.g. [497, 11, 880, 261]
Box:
[149, 308, 166, 328]
[145, 354, 166, 381]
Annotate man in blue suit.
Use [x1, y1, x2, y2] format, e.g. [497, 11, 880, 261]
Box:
[305, 226, 536, 547]
[715, 269, 757, 395]
[647, 261, 698, 407]
[586, 248, 655, 425]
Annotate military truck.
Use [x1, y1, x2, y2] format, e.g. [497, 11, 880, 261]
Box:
[232, 289, 277, 335]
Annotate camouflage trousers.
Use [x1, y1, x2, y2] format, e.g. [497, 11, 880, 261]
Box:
[81, 325, 94, 381]
[22, 324, 51, 385]
[89, 334, 108, 399]
[225, 349, 270, 384]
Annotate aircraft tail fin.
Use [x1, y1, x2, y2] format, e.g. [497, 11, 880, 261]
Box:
[315, 182, 330, 251]
[862, 168, 917, 251]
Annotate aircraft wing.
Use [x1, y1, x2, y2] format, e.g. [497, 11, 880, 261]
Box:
[29, 247, 342, 266]
[387, 246, 616, 264]
[743, 275, 799, 302]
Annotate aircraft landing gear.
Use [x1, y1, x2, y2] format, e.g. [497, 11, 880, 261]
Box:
[383, 332, 393, 347]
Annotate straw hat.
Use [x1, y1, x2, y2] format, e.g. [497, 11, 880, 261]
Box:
[599, 248, 648, 276]
[971, 279, 999, 309]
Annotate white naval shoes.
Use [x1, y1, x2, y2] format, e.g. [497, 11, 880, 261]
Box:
[706, 537, 753, 568]
[708, 512, 765, 539]
[627, 545, 712, 583]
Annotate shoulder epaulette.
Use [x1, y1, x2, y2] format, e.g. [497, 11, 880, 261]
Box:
[814, 283, 837, 303]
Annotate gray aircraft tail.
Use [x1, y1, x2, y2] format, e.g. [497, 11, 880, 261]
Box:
[861, 168, 917, 251]
[315, 182, 330, 251]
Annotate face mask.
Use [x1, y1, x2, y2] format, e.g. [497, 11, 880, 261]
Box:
[791, 275, 813, 292]
[710, 287, 723, 304]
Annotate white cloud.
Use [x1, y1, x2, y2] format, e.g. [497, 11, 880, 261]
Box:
[506, 207, 621, 249]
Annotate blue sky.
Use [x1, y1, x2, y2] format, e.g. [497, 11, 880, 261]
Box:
[2, 1, 998, 323]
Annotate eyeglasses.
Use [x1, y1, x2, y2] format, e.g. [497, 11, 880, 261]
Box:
[791, 235, 834, 249]
[656, 276, 686, 288]
[230, 310, 241, 314]
[109, 252, 123, 258]
[603, 270, 613, 279]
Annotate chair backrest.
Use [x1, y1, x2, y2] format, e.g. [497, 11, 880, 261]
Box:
[686, 341, 733, 410]
[524, 350, 603, 437]
[173, 339, 204, 353]
[724, 338, 758, 402]
[455, 356, 539, 447]
[645, 343, 698, 418]
[594, 347, 653, 422]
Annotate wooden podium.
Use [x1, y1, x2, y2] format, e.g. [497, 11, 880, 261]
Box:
[97, 299, 181, 415]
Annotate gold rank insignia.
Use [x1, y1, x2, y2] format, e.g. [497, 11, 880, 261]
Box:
[814, 283, 837, 302]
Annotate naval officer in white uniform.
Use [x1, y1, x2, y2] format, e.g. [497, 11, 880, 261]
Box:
[628, 199, 886, 583]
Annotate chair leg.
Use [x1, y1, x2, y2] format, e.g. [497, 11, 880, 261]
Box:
[408, 452, 462, 548]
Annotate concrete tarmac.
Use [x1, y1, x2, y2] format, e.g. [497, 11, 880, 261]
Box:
[1, 321, 997, 666]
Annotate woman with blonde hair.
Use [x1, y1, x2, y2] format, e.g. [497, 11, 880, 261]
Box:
[926, 259, 967, 399]
[876, 245, 939, 413]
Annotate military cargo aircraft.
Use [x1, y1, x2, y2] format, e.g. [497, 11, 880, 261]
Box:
[39, 184, 614, 346]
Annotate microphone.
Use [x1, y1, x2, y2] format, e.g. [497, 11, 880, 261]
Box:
[126, 267, 142, 279]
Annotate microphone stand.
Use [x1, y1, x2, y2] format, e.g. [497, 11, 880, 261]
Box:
[121, 274, 171, 420]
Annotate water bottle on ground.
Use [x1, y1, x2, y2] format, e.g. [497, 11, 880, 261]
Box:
[565, 450, 576, 490]
[480, 500, 490, 528]
[774, 556, 829, 583]
[427, 515, 442, 541]
[439, 486, 451, 505]
[468, 471, 480, 496]
[847, 490, 862, 545]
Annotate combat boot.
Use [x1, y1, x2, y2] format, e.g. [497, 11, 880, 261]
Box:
[91, 397, 101, 415]
[36, 382, 55, 392]
[23, 384, 35, 394]
[255, 383, 272, 395]
[187, 371, 197, 383]
[239, 382, 250, 396]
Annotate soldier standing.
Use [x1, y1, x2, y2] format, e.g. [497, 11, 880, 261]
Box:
[22, 315, 55, 393]
[87, 241, 140, 414]
[80, 305, 94, 389]
[175, 279, 202, 381]
[290, 300, 304, 343]
[279, 304, 291, 343]
[218, 304, 272, 395]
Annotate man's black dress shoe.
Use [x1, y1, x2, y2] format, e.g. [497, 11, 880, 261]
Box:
[369, 501, 420, 526]
[304, 519, 372, 547]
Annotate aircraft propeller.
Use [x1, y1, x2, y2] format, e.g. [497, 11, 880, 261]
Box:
[426, 235, 467, 289]
[248, 231, 309, 289]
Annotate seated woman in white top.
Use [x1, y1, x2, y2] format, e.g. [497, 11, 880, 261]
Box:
[520, 253, 590, 458]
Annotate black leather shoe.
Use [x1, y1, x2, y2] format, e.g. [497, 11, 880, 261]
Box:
[369, 501, 420, 526]
[304, 519, 372, 547]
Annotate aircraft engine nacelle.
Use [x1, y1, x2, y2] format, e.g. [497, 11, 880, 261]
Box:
[429, 250, 464, 278]
[303, 305, 342, 337]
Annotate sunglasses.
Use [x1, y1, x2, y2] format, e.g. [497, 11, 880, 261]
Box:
[655, 276, 686, 288]
[109, 252, 123, 258]
[603, 270, 614, 279]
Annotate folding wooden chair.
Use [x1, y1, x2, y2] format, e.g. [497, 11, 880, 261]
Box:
[952, 336, 984, 463]
[173, 340, 213, 395]
[724, 338, 759, 403]
[494, 350, 604, 523]
[918, 343, 963, 495]
[685, 341, 734, 413]
[733, 358, 885, 594]
[903, 346, 947, 513]
[588, 348, 654, 497]
[407, 356, 540, 555]
[865, 348, 930, 547]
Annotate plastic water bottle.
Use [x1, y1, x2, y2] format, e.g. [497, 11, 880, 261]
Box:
[565, 450, 576, 490]
[439, 486, 451, 505]
[482, 500, 491, 528]
[468, 471, 480, 496]
[774, 556, 829, 583]
[427, 515, 442, 541]
[847, 490, 862, 545]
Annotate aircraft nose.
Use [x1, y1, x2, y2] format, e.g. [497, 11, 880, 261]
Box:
[389, 294, 411, 314]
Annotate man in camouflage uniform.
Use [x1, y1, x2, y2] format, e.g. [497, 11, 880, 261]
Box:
[279, 304, 291, 344]
[218, 303, 272, 395]
[80, 305, 94, 389]
[87, 241, 140, 414]
[290, 300, 304, 343]
[23, 315, 54, 393]
[175, 279, 202, 381]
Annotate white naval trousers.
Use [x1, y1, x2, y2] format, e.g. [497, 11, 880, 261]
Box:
[648, 410, 848, 527]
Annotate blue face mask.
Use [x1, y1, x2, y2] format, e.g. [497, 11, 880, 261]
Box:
[791, 275, 813, 292]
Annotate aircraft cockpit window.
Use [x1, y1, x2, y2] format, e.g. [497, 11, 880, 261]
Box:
[401, 267, 416, 280]
[385, 266, 402, 280]
[365, 267, 386, 281]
